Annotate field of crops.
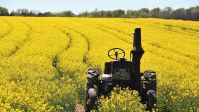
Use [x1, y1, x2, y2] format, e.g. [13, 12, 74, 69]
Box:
[0, 17, 198, 111]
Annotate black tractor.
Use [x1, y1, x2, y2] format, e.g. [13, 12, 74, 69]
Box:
[85, 28, 157, 112]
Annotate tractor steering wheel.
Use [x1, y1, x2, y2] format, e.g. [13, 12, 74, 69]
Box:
[108, 48, 125, 60]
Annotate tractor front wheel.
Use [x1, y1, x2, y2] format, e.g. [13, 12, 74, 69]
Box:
[142, 70, 157, 111]
[85, 68, 100, 112]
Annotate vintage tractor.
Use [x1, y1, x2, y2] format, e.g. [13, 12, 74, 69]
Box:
[85, 28, 157, 112]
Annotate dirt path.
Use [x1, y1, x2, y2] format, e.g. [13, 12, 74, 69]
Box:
[75, 103, 85, 112]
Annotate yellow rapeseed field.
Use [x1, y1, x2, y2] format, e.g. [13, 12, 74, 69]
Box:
[0, 17, 198, 111]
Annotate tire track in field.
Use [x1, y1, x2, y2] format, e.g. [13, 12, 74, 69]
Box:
[151, 22, 199, 38]
[61, 27, 89, 112]
[128, 20, 199, 33]
[52, 27, 87, 111]
[58, 27, 72, 50]
[97, 23, 132, 37]
[8, 21, 33, 57]
[65, 27, 90, 65]
[93, 23, 199, 61]
[51, 26, 89, 78]
[40, 27, 84, 111]
[52, 27, 72, 70]
[0, 19, 14, 40]
[164, 24, 199, 33]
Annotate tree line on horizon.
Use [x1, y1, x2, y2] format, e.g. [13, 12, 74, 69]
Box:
[0, 6, 199, 20]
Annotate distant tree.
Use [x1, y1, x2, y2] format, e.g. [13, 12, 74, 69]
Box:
[185, 8, 192, 20]
[126, 10, 133, 17]
[139, 12, 149, 18]
[139, 8, 150, 17]
[79, 11, 89, 17]
[44, 12, 53, 16]
[159, 7, 173, 18]
[112, 9, 125, 17]
[14, 9, 29, 16]
[84, 9, 114, 18]
[58, 11, 75, 17]
[99, 10, 105, 17]
[15, 9, 22, 15]
[140, 8, 150, 14]
[89, 9, 101, 17]
[172, 8, 186, 19]
[10, 11, 15, 16]
[132, 10, 141, 17]
[190, 6, 199, 20]
[103, 10, 113, 17]
[21, 9, 29, 16]
[150, 7, 161, 17]
[38, 12, 44, 17]
[29, 11, 37, 16]
[126, 10, 138, 17]
[0, 7, 9, 16]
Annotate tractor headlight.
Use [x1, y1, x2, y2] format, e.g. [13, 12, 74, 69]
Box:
[102, 74, 112, 81]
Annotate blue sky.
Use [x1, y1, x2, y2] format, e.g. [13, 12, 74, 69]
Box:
[0, 0, 198, 14]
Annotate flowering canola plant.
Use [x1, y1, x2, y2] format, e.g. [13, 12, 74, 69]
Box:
[0, 17, 198, 111]
[98, 87, 145, 112]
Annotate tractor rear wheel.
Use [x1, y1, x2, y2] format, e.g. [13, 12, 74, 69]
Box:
[85, 68, 100, 112]
[142, 70, 157, 111]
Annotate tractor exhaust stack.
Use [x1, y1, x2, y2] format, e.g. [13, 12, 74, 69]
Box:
[131, 28, 144, 93]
